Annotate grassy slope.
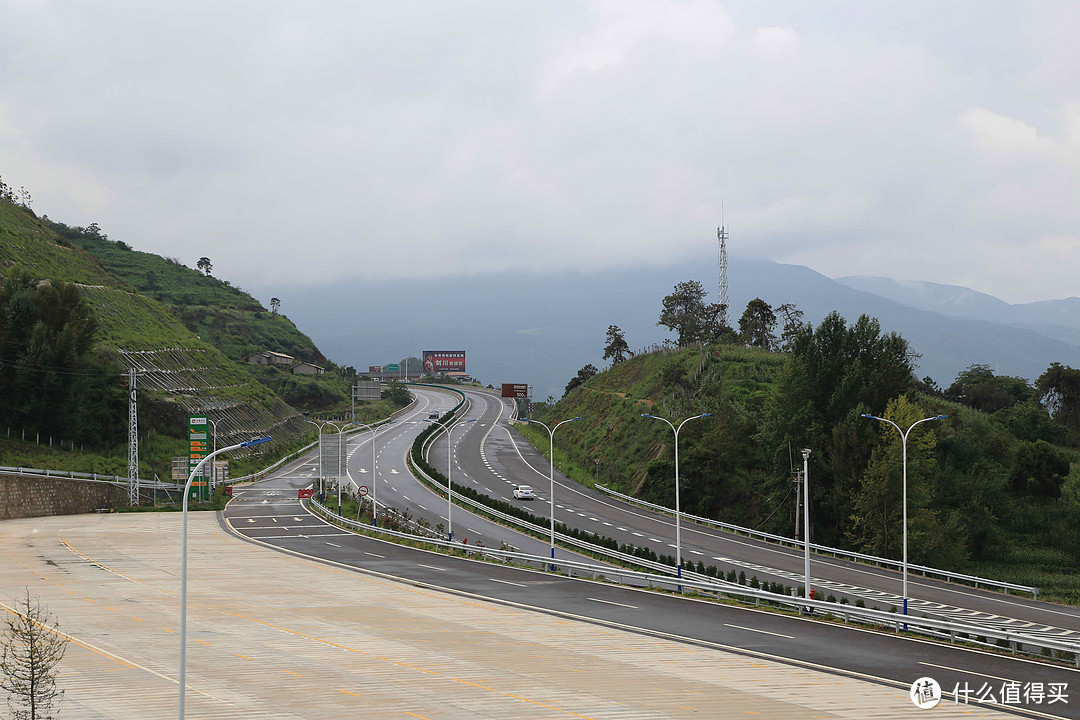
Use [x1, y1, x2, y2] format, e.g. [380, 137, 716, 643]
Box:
[519, 345, 784, 495]
[60, 231, 325, 364]
[0, 203, 122, 286]
[0, 200, 327, 477]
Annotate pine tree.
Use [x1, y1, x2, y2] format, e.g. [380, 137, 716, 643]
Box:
[0, 590, 69, 720]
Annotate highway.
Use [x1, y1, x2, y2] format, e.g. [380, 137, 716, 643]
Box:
[220, 386, 1080, 718]
[419, 386, 1080, 645]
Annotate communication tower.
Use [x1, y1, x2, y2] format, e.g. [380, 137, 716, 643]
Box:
[717, 224, 729, 328]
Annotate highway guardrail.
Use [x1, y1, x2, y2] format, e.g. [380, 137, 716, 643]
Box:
[310, 498, 1079, 666]
[594, 483, 1039, 599]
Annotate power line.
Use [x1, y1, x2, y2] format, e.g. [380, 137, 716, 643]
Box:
[0, 358, 126, 378]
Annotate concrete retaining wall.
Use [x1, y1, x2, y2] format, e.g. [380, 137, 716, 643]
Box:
[0, 474, 127, 521]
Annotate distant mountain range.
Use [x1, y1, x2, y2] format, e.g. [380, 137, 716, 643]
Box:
[834, 276, 1080, 348]
[255, 254, 1080, 400]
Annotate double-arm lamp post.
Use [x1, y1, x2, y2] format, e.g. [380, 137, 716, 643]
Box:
[520, 416, 581, 562]
[352, 420, 397, 526]
[641, 412, 711, 578]
[180, 435, 270, 719]
[325, 420, 355, 517]
[426, 417, 477, 541]
[860, 413, 947, 621]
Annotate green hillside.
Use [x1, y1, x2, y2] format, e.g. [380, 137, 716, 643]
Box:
[46, 220, 325, 365]
[0, 196, 352, 482]
[524, 322, 1080, 602]
[0, 201, 121, 287]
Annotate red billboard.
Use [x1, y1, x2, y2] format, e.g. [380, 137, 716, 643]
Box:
[502, 383, 529, 398]
[423, 350, 466, 373]
[368, 366, 381, 374]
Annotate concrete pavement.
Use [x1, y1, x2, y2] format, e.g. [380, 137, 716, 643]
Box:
[0, 512, 1020, 719]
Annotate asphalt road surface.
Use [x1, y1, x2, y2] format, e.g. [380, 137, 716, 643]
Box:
[223, 391, 1080, 719]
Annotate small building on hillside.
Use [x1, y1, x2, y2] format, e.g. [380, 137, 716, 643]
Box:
[293, 362, 325, 376]
[245, 350, 294, 367]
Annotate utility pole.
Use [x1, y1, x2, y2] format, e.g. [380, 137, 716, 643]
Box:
[128, 368, 139, 506]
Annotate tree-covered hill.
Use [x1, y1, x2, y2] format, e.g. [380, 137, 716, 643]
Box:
[523, 313, 1080, 601]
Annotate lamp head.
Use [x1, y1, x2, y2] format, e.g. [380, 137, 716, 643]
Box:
[241, 436, 272, 448]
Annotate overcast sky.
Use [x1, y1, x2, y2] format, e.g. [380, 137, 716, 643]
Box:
[2, 1, 1077, 303]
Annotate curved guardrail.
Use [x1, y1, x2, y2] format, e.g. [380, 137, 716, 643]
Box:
[594, 483, 1039, 599]
[310, 497, 1080, 667]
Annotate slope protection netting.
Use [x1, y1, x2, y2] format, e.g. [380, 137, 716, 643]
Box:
[118, 347, 310, 449]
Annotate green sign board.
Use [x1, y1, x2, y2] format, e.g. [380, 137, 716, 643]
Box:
[387, 363, 400, 372]
[188, 415, 210, 500]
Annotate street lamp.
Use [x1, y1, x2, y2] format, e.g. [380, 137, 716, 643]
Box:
[425, 417, 477, 541]
[299, 418, 330, 502]
[801, 448, 811, 602]
[180, 435, 270, 720]
[860, 413, 947, 621]
[326, 420, 355, 518]
[353, 420, 397, 526]
[520, 416, 581, 563]
[641, 412, 711, 578]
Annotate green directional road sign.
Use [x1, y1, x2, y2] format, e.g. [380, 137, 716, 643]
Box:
[188, 415, 210, 501]
[387, 363, 400, 373]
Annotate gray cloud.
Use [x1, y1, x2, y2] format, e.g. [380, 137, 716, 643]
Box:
[1, 0, 1076, 303]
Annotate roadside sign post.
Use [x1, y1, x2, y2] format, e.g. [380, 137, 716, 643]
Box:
[356, 485, 368, 520]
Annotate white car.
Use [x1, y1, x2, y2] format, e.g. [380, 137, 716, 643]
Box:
[512, 485, 536, 500]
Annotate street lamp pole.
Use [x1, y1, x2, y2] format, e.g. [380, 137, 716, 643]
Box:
[521, 417, 581, 562]
[299, 419, 329, 502]
[801, 448, 811, 601]
[326, 421, 354, 518]
[426, 417, 477, 541]
[641, 413, 711, 578]
[354, 420, 397, 526]
[861, 413, 947, 621]
[180, 435, 270, 720]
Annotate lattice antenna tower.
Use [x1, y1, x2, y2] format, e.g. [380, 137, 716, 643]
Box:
[717, 221, 729, 328]
[128, 368, 139, 505]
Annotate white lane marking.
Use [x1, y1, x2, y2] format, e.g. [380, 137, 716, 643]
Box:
[417, 564, 446, 572]
[325, 542, 341, 547]
[418, 505, 428, 511]
[723, 624, 795, 639]
[632, 532, 644, 537]
[917, 662, 1025, 685]
[589, 598, 638, 609]
[364, 552, 385, 558]
[490, 579, 527, 588]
